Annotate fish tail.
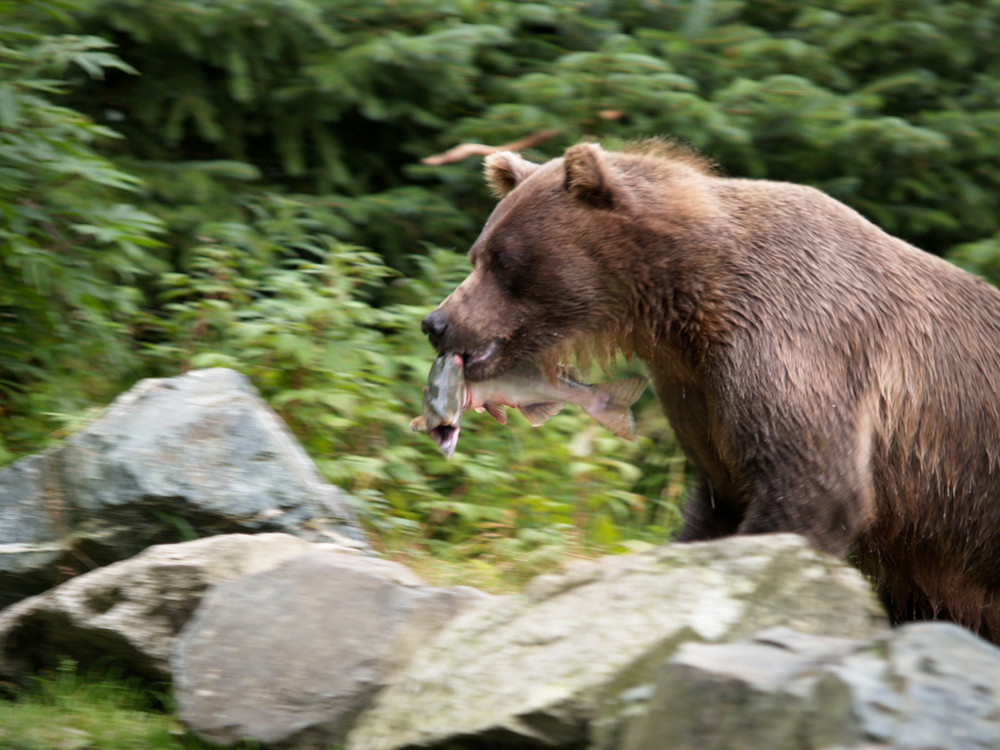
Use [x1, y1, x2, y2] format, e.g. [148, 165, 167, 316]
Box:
[585, 376, 647, 440]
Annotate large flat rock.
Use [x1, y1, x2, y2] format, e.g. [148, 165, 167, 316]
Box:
[0, 533, 359, 681]
[346, 534, 888, 750]
[173, 552, 490, 750]
[617, 622, 1000, 750]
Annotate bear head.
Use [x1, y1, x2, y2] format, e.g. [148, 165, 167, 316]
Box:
[422, 143, 643, 381]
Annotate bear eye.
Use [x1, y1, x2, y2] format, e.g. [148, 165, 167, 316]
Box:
[490, 245, 514, 271]
[487, 248, 509, 277]
[489, 243, 534, 298]
[490, 232, 530, 270]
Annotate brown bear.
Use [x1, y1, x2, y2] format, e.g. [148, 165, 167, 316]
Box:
[422, 140, 1000, 642]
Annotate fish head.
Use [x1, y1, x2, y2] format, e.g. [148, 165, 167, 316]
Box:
[423, 353, 467, 423]
[420, 353, 468, 457]
[429, 422, 461, 458]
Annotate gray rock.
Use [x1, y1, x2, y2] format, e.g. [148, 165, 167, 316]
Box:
[0, 368, 367, 606]
[345, 533, 888, 750]
[59, 367, 366, 552]
[616, 622, 1000, 750]
[0, 453, 69, 603]
[0, 533, 355, 681]
[172, 552, 489, 750]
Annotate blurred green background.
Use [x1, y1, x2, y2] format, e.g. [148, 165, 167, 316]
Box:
[3, 0, 1000, 584]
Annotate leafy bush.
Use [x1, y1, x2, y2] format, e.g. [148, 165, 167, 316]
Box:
[49, 0, 1000, 266]
[0, 5, 163, 458]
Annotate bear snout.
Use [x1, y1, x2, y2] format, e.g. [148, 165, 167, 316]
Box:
[421, 308, 450, 351]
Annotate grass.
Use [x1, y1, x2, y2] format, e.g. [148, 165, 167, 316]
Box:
[0, 659, 240, 750]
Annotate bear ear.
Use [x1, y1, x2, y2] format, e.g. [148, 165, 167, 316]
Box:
[484, 151, 540, 198]
[563, 143, 616, 208]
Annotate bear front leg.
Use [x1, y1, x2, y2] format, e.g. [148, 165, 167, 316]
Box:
[676, 480, 745, 541]
[735, 465, 875, 559]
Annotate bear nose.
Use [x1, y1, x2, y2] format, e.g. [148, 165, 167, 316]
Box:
[421, 309, 449, 350]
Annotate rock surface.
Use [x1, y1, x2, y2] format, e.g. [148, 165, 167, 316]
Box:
[0, 453, 69, 605]
[346, 533, 888, 750]
[0, 368, 367, 606]
[173, 552, 490, 750]
[0, 533, 358, 681]
[614, 622, 1000, 750]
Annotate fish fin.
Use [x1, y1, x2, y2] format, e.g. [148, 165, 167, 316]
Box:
[484, 402, 508, 425]
[585, 376, 648, 440]
[410, 415, 427, 432]
[558, 364, 584, 380]
[611, 376, 649, 407]
[518, 401, 563, 426]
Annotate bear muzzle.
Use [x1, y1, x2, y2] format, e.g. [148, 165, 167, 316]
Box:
[421, 309, 450, 351]
[421, 309, 509, 381]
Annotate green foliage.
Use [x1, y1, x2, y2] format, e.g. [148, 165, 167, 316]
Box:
[0, 658, 233, 749]
[2, 0, 985, 318]
[949, 232, 1000, 288]
[0, 7, 163, 458]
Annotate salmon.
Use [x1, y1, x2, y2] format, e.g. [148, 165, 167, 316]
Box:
[411, 354, 647, 458]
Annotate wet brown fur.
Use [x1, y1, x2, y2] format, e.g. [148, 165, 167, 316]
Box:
[422, 140, 1000, 643]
